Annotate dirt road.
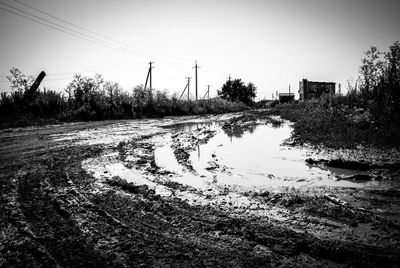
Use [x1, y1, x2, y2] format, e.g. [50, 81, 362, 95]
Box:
[1, 111, 399, 267]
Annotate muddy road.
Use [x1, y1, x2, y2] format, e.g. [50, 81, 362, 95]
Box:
[1, 110, 400, 267]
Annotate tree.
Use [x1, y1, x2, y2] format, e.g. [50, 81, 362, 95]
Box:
[66, 73, 104, 107]
[357, 41, 400, 128]
[384, 41, 400, 118]
[360, 46, 383, 98]
[132, 85, 154, 117]
[217, 78, 256, 105]
[104, 81, 122, 107]
[6, 67, 34, 94]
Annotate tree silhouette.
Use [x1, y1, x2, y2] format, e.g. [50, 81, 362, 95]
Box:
[217, 78, 256, 105]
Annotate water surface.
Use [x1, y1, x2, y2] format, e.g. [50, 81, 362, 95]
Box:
[156, 121, 378, 190]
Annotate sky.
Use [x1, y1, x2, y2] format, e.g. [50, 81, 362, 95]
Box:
[0, 0, 399, 99]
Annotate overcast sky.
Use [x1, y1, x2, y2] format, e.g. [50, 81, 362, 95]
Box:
[0, 0, 399, 99]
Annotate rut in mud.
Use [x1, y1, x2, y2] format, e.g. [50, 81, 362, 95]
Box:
[1, 110, 400, 267]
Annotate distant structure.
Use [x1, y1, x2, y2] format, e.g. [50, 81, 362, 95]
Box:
[278, 93, 295, 103]
[278, 84, 295, 103]
[299, 79, 335, 101]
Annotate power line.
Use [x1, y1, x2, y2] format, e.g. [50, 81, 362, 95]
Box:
[0, 2, 203, 82]
[0, 2, 148, 57]
[0, 6, 131, 57]
[0, 62, 147, 79]
[0, 3, 227, 92]
[12, 0, 152, 56]
[47, 62, 147, 76]
[0, 1, 141, 55]
[0, 65, 147, 83]
[10, 0, 191, 65]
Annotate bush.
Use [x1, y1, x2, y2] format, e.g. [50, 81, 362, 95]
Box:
[0, 69, 249, 128]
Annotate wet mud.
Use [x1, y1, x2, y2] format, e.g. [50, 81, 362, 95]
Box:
[1, 111, 400, 267]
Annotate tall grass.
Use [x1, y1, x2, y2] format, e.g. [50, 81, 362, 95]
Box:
[270, 93, 400, 148]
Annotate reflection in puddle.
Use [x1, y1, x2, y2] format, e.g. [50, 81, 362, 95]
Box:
[222, 124, 258, 139]
[165, 121, 217, 133]
[154, 141, 183, 174]
[156, 122, 380, 190]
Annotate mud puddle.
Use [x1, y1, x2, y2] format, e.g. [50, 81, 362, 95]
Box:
[155, 121, 380, 191]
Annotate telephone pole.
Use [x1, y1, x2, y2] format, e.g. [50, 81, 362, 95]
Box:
[144, 61, 154, 90]
[186, 76, 191, 101]
[179, 77, 192, 100]
[203, 85, 210, 100]
[149, 61, 153, 90]
[193, 61, 200, 100]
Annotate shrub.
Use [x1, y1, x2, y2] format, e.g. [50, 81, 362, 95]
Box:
[0, 69, 249, 128]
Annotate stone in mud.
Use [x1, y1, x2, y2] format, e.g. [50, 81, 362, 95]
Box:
[326, 159, 371, 171]
[206, 161, 219, 171]
[341, 174, 375, 181]
[281, 195, 303, 207]
[306, 158, 400, 173]
[105, 176, 150, 195]
[324, 194, 348, 206]
[306, 158, 371, 171]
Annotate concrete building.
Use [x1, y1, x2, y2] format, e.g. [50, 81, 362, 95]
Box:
[299, 79, 335, 101]
[278, 93, 295, 103]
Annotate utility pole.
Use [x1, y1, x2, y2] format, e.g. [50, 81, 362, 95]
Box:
[179, 79, 188, 99]
[144, 61, 154, 90]
[28, 71, 46, 94]
[179, 77, 191, 100]
[186, 77, 191, 101]
[149, 61, 153, 90]
[203, 85, 210, 100]
[193, 61, 200, 100]
[26, 71, 46, 101]
[289, 84, 291, 94]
